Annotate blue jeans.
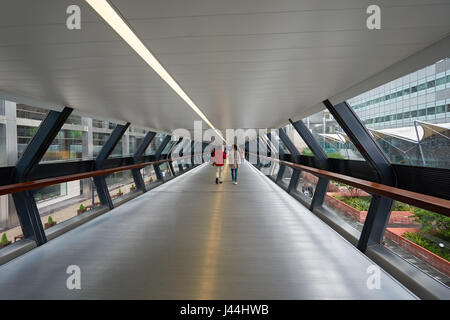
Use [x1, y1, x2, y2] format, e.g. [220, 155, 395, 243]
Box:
[231, 168, 238, 182]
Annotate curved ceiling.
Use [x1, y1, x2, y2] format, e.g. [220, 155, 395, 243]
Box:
[0, 0, 449, 132]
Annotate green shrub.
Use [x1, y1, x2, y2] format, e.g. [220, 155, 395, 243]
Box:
[47, 216, 53, 225]
[1, 233, 8, 245]
[403, 232, 450, 261]
[333, 196, 415, 213]
[118, 188, 122, 194]
[327, 152, 345, 159]
[392, 201, 412, 211]
[411, 207, 450, 240]
[333, 195, 371, 211]
[79, 204, 85, 210]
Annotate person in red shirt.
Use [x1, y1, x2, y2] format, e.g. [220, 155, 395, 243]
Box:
[212, 147, 226, 184]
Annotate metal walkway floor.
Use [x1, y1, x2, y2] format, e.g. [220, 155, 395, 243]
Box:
[0, 163, 416, 299]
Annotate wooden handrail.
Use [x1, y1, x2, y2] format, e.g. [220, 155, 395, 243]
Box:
[253, 154, 450, 217]
[0, 153, 202, 196]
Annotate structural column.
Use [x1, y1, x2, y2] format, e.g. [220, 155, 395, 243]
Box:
[13, 107, 73, 246]
[131, 131, 156, 192]
[93, 123, 130, 210]
[154, 135, 172, 181]
[278, 128, 301, 193]
[289, 118, 329, 210]
[323, 100, 396, 252]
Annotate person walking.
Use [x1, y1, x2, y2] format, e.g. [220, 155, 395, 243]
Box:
[212, 147, 226, 184]
[229, 144, 241, 185]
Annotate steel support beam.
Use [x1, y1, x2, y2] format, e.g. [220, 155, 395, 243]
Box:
[154, 135, 172, 181]
[245, 140, 249, 161]
[256, 136, 261, 167]
[131, 131, 156, 192]
[266, 132, 286, 182]
[93, 123, 130, 210]
[323, 99, 396, 252]
[289, 118, 330, 210]
[191, 140, 195, 166]
[13, 107, 73, 246]
[278, 128, 301, 191]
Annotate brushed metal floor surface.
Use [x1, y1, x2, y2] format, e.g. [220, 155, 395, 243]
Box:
[0, 163, 416, 299]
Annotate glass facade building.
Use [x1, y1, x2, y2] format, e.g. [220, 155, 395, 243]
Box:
[302, 58, 450, 168]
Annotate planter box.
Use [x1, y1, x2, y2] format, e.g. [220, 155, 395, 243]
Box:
[0, 241, 11, 249]
[77, 208, 88, 215]
[44, 222, 57, 229]
[385, 228, 450, 277]
[325, 193, 418, 225]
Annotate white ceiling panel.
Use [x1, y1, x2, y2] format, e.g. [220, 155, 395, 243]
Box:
[0, 0, 449, 132]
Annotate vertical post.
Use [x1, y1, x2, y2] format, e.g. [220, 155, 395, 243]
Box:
[267, 132, 286, 182]
[256, 136, 261, 167]
[289, 118, 330, 210]
[191, 140, 195, 166]
[278, 128, 301, 192]
[323, 100, 396, 252]
[413, 120, 426, 166]
[1, 101, 18, 230]
[93, 123, 130, 209]
[154, 135, 171, 181]
[132, 131, 156, 192]
[81, 117, 93, 203]
[245, 140, 249, 161]
[13, 107, 73, 246]
[172, 137, 185, 174]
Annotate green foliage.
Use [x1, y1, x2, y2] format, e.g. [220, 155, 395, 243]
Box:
[1, 233, 8, 245]
[331, 180, 347, 187]
[131, 184, 136, 189]
[302, 147, 314, 156]
[327, 152, 345, 159]
[118, 188, 123, 194]
[333, 196, 414, 212]
[392, 201, 412, 212]
[333, 195, 371, 211]
[411, 207, 450, 240]
[47, 216, 53, 225]
[403, 232, 450, 261]
[79, 204, 85, 210]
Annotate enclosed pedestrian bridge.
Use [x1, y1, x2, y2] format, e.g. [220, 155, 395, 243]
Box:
[0, 0, 449, 300]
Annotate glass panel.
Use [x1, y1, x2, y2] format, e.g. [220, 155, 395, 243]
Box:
[322, 180, 372, 230]
[145, 133, 166, 155]
[283, 123, 313, 157]
[105, 170, 138, 202]
[269, 161, 280, 180]
[304, 110, 365, 160]
[142, 166, 157, 186]
[348, 57, 450, 169]
[295, 172, 319, 206]
[159, 162, 172, 179]
[162, 140, 176, 155]
[42, 125, 83, 162]
[268, 131, 290, 155]
[172, 160, 180, 175]
[382, 204, 450, 285]
[279, 166, 293, 187]
[34, 178, 105, 232]
[0, 195, 24, 249]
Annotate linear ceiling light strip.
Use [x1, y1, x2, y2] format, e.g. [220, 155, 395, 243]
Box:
[85, 0, 225, 142]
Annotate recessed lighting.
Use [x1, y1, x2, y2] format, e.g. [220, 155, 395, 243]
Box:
[85, 0, 225, 141]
